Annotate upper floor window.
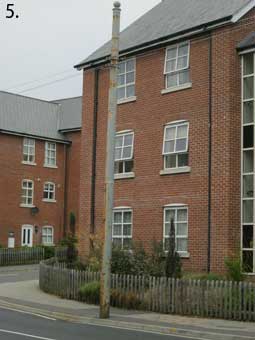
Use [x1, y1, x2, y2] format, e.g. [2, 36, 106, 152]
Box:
[164, 206, 188, 254]
[242, 53, 255, 274]
[45, 142, 56, 167]
[23, 138, 35, 164]
[117, 59, 136, 102]
[164, 42, 190, 89]
[42, 226, 54, 245]
[43, 182, 56, 202]
[112, 208, 133, 250]
[114, 132, 134, 175]
[163, 122, 189, 170]
[21, 180, 34, 207]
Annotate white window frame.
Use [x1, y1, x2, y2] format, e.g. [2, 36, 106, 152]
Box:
[162, 121, 189, 170]
[44, 142, 57, 168]
[22, 138, 36, 165]
[114, 131, 134, 177]
[42, 226, 54, 245]
[43, 182, 56, 202]
[117, 58, 136, 102]
[164, 42, 190, 90]
[21, 180, 34, 207]
[241, 52, 255, 274]
[112, 208, 133, 250]
[163, 205, 189, 255]
[21, 225, 33, 247]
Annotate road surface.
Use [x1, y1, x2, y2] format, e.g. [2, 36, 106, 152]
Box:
[0, 307, 198, 340]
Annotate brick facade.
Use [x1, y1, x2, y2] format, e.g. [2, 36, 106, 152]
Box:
[0, 131, 80, 248]
[78, 10, 255, 273]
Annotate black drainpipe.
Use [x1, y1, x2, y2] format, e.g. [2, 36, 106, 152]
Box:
[63, 143, 68, 238]
[90, 68, 99, 235]
[207, 33, 213, 273]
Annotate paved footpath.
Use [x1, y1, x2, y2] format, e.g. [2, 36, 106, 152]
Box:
[0, 265, 255, 340]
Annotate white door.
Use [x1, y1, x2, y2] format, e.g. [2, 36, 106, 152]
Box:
[21, 225, 33, 247]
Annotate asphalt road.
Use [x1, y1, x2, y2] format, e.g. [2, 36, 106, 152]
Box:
[0, 307, 199, 340]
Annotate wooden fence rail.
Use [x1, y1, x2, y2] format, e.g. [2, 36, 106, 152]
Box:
[39, 260, 255, 321]
[0, 247, 45, 266]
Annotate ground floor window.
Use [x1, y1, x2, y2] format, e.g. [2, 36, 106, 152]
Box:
[163, 206, 188, 254]
[112, 208, 132, 250]
[242, 225, 255, 273]
[42, 226, 54, 245]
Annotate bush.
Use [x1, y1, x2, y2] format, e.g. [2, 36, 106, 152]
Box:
[59, 234, 78, 264]
[225, 256, 245, 282]
[146, 240, 166, 277]
[78, 281, 100, 304]
[111, 246, 133, 274]
[183, 272, 225, 281]
[41, 246, 55, 259]
[111, 289, 143, 310]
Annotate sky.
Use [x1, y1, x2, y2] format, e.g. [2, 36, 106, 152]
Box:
[0, 0, 160, 101]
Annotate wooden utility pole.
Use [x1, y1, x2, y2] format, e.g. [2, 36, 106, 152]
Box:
[100, 1, 121, 319]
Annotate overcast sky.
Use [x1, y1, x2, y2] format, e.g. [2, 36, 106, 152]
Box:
[0, 0, 160, 101]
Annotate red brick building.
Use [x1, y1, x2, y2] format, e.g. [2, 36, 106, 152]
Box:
[75, 0, 255, 274]
[0, 92, 81, 248]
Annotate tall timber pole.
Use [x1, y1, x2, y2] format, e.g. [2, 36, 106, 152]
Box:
[100, 1, 121, 319]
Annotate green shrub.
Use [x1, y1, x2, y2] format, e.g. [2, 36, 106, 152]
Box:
[111, 246, 133, 274]
[146, 240, 166, 277]
[183, 272, 225, 281]
[41, 246, 55, 259]
[59, 234, 78, 264]
[111, 289, 143, 310]
[130, 242, 149, 276]
[78, 281, 100, 304]
[225, 256, 245, 282]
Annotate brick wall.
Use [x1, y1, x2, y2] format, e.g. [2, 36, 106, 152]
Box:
[65, 131, 81, 235]
[78, 9, 255, 273]
[0, 133, 66, 247]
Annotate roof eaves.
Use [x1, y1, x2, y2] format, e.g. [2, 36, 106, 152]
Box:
[0, 129, 71, 144]
[231, 0, 255, 23]
[74, 15, 233, 71]
[59, 127, 81, 133]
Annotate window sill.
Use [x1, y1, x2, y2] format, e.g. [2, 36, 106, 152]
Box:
[117, 96, 137, 105]
[22, 161, 37, 166]
[43, 164, 58, 169]
[42, 199, 57, 203]
[179, 252, 190, 259]
[114, 172, 135, 180]
[160, 167, 191, 176]
[20, 204, 35, 208]
[164, 251, 190, 259]
[161, 83, 192, 95]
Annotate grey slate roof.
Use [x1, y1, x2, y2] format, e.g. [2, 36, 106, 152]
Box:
[75, 0, 252, 68]
[0, 92, 82, 142]
[237, 31, 255, 50]
[53, 96, 82, 131]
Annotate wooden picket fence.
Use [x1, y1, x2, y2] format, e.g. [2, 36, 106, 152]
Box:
[0, 247, 44, 266]
[39, 259, 255, 321]
[54, 246, 68, 261]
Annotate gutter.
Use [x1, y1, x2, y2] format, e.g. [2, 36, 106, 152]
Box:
[75, 16, 232, 70]
[63, 144, 68, 237]
[0, 129, 71, 144]
[59, 128, 82, 133]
